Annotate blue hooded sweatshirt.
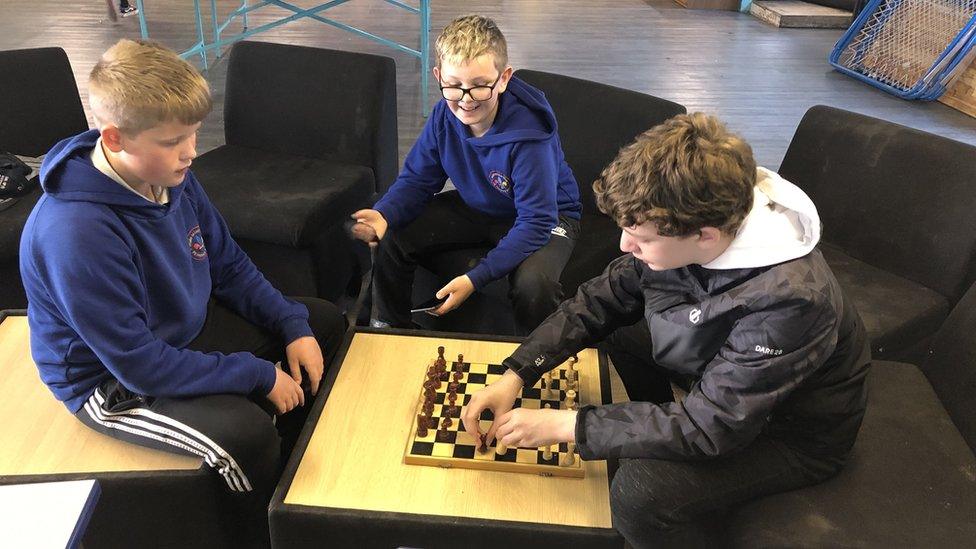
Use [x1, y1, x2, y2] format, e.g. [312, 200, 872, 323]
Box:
[373, 76, 581, 289]
[20, 130, 313, 412]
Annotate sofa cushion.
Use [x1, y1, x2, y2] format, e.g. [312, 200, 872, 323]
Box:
[192, 144, 374, 248]
[820, 242, 948, 359]
[728, 362, 976, 547]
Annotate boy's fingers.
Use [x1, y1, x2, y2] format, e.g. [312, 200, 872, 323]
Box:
[309, 367, 321, 395]
[461, 403, 483, 438]
[288, 359, 302, 383]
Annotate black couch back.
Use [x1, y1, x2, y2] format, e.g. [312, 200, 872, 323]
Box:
[0, 47, 88, 157]
[223, 41, 398, 194]
[0, 47, 88, 310]
[514, 70, 686, 216]
[779, 105, 976, 304]
[923, 280, 976, 453]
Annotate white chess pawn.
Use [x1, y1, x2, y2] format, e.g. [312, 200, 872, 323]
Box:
[542, 444, 553, 461]
[565, 389, 577, 411]
[496, 442, 508, 456]
[561, 443, 576, 466]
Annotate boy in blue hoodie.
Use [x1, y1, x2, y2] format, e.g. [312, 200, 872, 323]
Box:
[19, 40, 345, 545]
[352, 15, 582, 334]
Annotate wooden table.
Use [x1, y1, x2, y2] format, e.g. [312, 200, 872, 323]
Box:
[0, 311, 222, 547]
[270, 328, 621, 549]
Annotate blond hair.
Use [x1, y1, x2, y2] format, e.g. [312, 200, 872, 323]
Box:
[435, 15, 508, 71]
[594, 113, 757, 237]
[89, 39, 212, 135]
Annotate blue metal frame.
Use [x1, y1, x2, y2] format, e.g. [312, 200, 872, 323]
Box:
[136, 0, 431, 112]
[828, 0, 976, 101]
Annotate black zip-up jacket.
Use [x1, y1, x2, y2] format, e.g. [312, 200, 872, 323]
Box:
[504, 250, 870, 462]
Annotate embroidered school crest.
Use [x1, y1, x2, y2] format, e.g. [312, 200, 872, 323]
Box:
[187, 225, 207, 261]
[488, 170, 512, 196]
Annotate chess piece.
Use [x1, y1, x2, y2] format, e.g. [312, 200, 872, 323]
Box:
[495, 442, 508, 456]
[544, 403, 551, 410]
[448, 381, 459, 393]
[454, 354, 465, 371]
[566, 389, 577, 411]
[565, 367, 578, 392]
[453, 371, 463, 382]
[435, 346, 447, 371]
[478, 434, 489, 454]
[441, 417, 453, 429]
[436, 428, 452, 442]
[542, 444, 553, 461]
[416, 415, 429, 437]
[562, 443, 576, 466]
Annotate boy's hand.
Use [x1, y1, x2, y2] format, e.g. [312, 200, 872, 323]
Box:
[350, 209, 388, 247]
[462, 369, 523, 443]
[432, 275, 475, 315]
[495, 407, 577, 448]
[266, 366, 305, 415]
[285, 336, 325, 395]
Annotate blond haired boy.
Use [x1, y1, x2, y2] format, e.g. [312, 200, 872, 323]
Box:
[353, 15, 582, 334]
[465, 113, 870, 547]
[20, 39, 345, 544]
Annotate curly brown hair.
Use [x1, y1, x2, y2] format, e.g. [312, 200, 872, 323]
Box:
[593, 113, 756, 237]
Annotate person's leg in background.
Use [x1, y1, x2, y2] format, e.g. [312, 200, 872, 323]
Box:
[118, 0, 138, 17]
[371, 191, 492, 328]
[504, 216, 580, 335]
[599, 323, 841, 548]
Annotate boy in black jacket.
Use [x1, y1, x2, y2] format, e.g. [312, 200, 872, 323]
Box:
[463, 113, 870, 548]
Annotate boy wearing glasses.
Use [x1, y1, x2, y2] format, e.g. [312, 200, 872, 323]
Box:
[352, 14, 582, 334]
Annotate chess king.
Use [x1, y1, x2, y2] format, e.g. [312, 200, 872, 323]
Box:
[462, 113, 870, 548]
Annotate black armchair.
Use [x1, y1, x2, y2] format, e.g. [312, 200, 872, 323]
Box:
[0, 47, 88, 310]
[413, 71, 686, 334]
[776, 105, 976, 361]
[192, 41, 398, 304]
[728, 279, 976, 546]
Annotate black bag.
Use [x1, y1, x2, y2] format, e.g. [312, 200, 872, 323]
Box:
[0, 152, 35, 199]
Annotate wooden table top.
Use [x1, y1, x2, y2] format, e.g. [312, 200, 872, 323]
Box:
[0, 314, 201, 476]
[283, 331, 613, 529]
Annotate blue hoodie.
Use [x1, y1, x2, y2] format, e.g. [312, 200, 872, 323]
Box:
[20, 130, 313, 412]
[373, 77, 582, 289]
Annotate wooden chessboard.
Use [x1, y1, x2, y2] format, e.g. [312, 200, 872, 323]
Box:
[404, 355, 585, 478]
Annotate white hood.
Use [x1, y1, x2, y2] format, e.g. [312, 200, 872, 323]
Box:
[702, 167, 821, 270]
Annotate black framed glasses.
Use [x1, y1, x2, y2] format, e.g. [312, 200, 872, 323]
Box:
[439, 74, 502, 102]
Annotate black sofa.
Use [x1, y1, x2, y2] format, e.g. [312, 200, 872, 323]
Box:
[0, 47, 89, 310]
[777, 105, 976, 362]
[192, 41, 398, 305]
[729, 279, 976, 546]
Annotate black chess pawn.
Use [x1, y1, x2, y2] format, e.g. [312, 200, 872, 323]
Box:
[416, 415, 429, 437]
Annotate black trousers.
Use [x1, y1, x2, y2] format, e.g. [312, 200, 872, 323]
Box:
[74, 296, 345, 547]
[602, 322, 844, 549]
[373, 191, 580, 334]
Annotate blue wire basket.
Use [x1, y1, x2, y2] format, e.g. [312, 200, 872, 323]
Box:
[829, 0, 976, 100]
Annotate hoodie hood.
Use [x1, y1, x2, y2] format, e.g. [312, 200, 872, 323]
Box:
[40, 129, 183, 217]
[703, 167, 821, 270]
[465, 76, 557, 147]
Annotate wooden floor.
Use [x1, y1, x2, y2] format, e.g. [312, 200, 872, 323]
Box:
[1, 0, 973, 170]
